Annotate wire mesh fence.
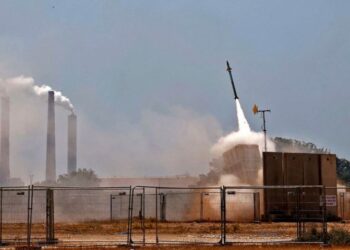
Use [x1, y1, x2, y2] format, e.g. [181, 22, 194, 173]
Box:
[224, 186, 327, 244]
[51, 187, 131, 246]
[0, 185, 347, 247]
[1, 187, 30, 244]
[31, 187, 47, 244]
[337, 189, 350, 220]
[129, 186, 223, 245]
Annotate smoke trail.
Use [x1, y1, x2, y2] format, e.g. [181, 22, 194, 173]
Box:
[3, 76, 74, 111]
[201, 98, 273, 221]
[211, 97, 275, 158]
[235, 99, 250, 132]
[211, 129, 275, 158]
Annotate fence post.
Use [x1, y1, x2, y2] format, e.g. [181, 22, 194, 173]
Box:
[296, 187, 301, 240]
[340, 192, 345, 221]
[253, 192, 260, 223]
[160, 193, 166, 222]
[127, 186, 134, 245]
[155, 187, 159, 244]
[322, 186, 328, 245]
[110, 194, 113, 221]
[220, 186, 226, 245]
[0, 187, 2, 245]
[142, 187, 145, 246]
[200, 192, 204, 222]
[27, 185, 33, 248]
[27, 186, 30, 247]
[46, 188, 55, 243]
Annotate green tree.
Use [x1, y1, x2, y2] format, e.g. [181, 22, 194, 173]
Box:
[336, 158, 350, 184]
[274, 137, 350, 185]
[57, 168, 100, 187]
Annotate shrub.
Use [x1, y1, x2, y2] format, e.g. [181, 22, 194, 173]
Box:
[328, 228, 350, 245]
[300, 226, 323, 242]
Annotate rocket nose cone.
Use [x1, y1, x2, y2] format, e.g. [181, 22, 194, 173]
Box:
[226, 61, 232, 71]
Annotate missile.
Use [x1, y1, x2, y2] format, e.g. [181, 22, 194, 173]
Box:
[226, 61, 239, 99]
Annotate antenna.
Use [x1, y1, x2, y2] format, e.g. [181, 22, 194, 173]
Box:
[253, 104, 271, 151]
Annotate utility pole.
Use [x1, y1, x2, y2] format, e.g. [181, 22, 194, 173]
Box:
[253, 105, 271, 152]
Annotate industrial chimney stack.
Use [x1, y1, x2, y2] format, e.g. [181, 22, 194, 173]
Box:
[67, 112, 77, 174]
[46, 91, 56, 182]
[0, 95, 10, 182]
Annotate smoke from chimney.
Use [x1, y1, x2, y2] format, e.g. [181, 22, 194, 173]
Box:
[4, 76, 74, 111]
[0, 95, 10, 182]
[46, 91, 56, 182]
[68, 113, 77, 174]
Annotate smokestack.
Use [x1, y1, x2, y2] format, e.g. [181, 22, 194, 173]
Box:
[67, 113, 77, 174]
[0, 95, 10, 182]
[46, 91, 56, 182]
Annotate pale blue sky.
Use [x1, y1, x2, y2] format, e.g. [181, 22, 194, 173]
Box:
[0, 1, 349, 180]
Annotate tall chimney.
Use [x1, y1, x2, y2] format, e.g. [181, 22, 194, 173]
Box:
[0, 95, 10, 182]
[67, 113, 77, 174]
[46, 91, 56, 182]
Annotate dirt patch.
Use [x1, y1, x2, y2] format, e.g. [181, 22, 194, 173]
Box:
[2, 221, 350, 247]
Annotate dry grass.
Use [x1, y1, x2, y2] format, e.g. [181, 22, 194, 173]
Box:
[4, 221, 350, 249]
[4, 220, 350, 236]
[42, 245, 350, 250]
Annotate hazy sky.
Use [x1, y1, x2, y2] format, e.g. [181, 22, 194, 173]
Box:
[0, 1, 349, 182]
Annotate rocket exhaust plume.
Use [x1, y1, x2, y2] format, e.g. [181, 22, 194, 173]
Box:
[198, 62, 276, 220]
[0, 94, 10, 182]
[46, 91, 56, 182]
[68, 112, 77, 174]
[236, 99, 251, 132]
[211, 61, 276, 165]
[225, 61, 251, 133]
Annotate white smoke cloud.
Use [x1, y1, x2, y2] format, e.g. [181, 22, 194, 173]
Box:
[1, 75, 73, 111]
[211, 99, 275, 158]
[5, 101, 222, 183]
[205, 97, 274, 212]
[211, 130, 275, 158]
[79, 106, 223, 177]
[214, 174, 259, 221]
[218, 174, 248, 186]
[0, 71, 224, 182]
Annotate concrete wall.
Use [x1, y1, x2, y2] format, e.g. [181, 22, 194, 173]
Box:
[321, 154, 337, 216]
[223, 144, 262, 185]
[263, 153, 286, 214]
[263, 152, 337, 220]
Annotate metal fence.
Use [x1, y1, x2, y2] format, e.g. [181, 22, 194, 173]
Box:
[0, 185, 342, 247]
[224, 186, 327, 244]
[330, 187, 350, 221]
[129, 186, 223, 245]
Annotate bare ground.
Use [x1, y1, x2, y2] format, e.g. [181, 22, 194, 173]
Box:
[40, 245, 350, 250]
[1, 221, 350, 248]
